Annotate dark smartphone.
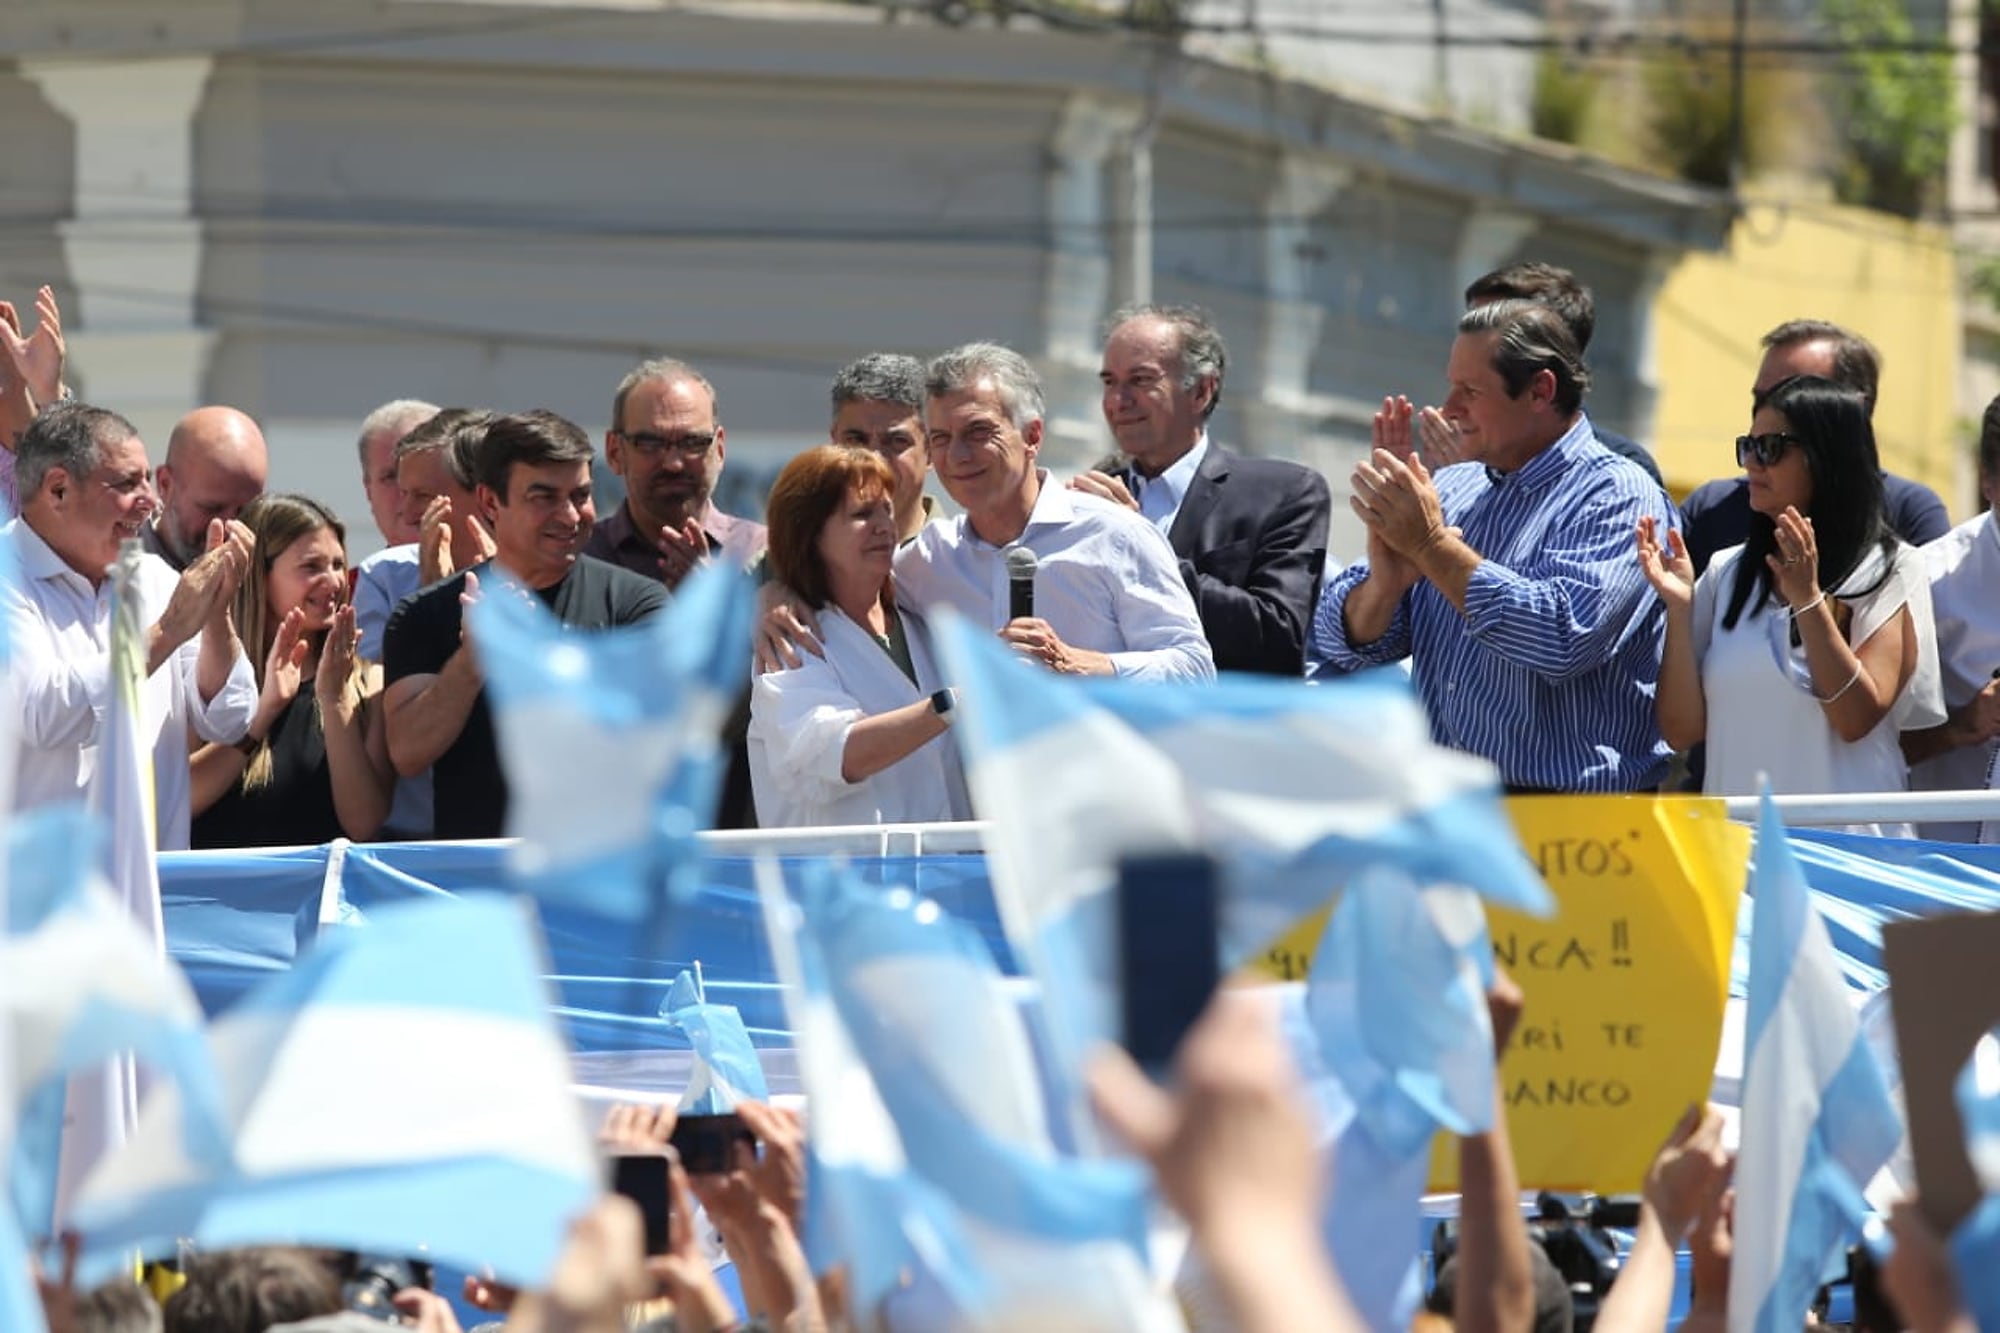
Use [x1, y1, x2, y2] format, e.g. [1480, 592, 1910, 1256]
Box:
[611, 1154, 672, 1256]
[670, 1112, 755, 1175]
[1116, 852, 1221, 1075]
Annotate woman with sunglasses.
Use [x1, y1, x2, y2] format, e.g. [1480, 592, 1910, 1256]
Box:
[1637, 375, 1942, 831]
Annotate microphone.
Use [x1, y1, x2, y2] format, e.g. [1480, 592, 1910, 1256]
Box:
[1005, 545, 1038, 621]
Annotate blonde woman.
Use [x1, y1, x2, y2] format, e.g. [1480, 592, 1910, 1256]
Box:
[192, 493, 395, 846]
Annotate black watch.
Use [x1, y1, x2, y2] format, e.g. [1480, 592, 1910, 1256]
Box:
[929, 687, 958, 725]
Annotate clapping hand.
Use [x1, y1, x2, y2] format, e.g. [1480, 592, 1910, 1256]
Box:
[656, 518, 711, 589]
[1766, 506, 1822, 610]
[315, 603, 361, 710]
[0, 286, 64, 406]
[1416, 405, 1475, 470]
[1635, 516, 1695, 612]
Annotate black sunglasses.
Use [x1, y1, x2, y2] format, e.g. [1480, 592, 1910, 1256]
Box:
[1735, 432, 1802, 468]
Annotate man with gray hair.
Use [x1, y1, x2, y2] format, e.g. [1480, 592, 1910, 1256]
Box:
[900, 341, 1213, 682]
[354, 398, 438, 548]
[1073, 303, 1331, 675]
[1308, 301, 1673, 792]
[587, 357, 765, 588]
[3, 402, 256, 845]
[831, 352, 932, 544]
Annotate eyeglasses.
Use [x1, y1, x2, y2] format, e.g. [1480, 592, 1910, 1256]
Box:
[1735, 432, 1802, 468]
[616, 429, 717, 460]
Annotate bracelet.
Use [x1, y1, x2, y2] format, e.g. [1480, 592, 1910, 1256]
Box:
[1788, 591, 1826, 619]
[1813, 663, 1864, 705]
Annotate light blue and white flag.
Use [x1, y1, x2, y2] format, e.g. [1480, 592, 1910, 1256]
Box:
[1289, 869, 1496, 1332]
[754, 860, 989, 1323]
[1951, 1029, 2000, 1333]
[934, 614, 1547, 1118]
[1728, 792, 1902, 1333]
[470, 561, 753, 921]
[54, 542, 169, 1229]
[0, 494, 33, 1333]
[3, 806, 226, 1241]
[659, 968, 769, 1115]
[70, 895, 599, 1288]
[759, 861, 1179, 1331]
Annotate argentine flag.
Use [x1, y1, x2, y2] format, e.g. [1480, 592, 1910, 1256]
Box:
[1728, 793, 1901, 1333]
[659, 968, 769, 1114]
[70, 895, 599, 1287]
[54, 541, 167, 1229]
[933, 615, 1547, 1113]
[759, 862, 1179, 1331]
[1292, 870, 1495, 1331]
[4, 805, 226, 1243]
[470, 561, 753, 921]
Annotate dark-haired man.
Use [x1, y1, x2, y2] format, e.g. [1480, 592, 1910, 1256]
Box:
[831, 352, 933, 544]
[1679, 319, 1949, 573]
[1071, 303, 1331, 675]
[1450, 262, 1666, 490]
[1308, 302, 1674, 792]
[383, 411, 666, 838]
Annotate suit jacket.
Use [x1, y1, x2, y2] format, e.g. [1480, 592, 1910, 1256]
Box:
[1106, 443, 1332, 675]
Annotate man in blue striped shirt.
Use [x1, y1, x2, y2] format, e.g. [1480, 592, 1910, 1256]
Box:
[1307, 301, 1674, 792]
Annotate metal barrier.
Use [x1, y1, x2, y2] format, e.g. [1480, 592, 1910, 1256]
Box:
[702, 789, 2000, 850]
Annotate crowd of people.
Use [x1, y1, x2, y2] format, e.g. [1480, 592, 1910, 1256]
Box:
[7, 262, 1997, 850]
[9, 267, 2000, 1332]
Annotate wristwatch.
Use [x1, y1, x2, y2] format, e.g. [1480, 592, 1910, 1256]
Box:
[929, 688, 958, 726]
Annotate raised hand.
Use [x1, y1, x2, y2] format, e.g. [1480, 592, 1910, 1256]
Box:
[419, 495, 457, 584]
[1635, 517, 1695, 612]
[1352, 447, 1447, 560]
[1641, 1104, 1732, 1243]
[1371, 395, 1415, 460]
[153, 521, 250, 662]
[22, 286, 64, 406]
[1766, 506, 1822, 610]
[656, 517, 711, 589]
[1416, 405, 1474, 470]
[315, 603, 360, 707]
[734, 1100, 806, 1230]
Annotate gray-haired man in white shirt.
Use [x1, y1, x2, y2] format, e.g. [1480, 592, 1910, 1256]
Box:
[2, 402, 256, 847]
[758, 344, 1214, 684]
[898, 342, 1213, 683]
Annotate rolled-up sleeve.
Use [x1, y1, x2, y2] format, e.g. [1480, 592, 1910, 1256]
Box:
[749, 659, 865, 808]
[181, 641, 256, 743]
[1306, 561, 1411, 679]
[1460, 484, 1670, 681]
[1106, 527, 1216, 683]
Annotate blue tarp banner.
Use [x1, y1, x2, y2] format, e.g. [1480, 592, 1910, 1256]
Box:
[158, 827, 2000, 1058]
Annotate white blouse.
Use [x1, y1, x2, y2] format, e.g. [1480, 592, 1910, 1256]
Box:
[1692, 541, 1943, 836]
[747, 605, 972, 829]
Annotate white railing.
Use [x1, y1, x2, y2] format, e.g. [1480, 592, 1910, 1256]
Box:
[702, 790, 2000, 852]
[1716, 789, 2000, 829]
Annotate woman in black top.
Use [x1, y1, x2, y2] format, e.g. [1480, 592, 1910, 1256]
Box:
[191, 494, 395, 848]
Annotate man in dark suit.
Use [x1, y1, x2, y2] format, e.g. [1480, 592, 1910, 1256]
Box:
[1677, 318, 1950, 573]
[1069, 303, 1331, 675]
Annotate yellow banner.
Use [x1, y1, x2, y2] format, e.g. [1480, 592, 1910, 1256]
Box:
[1246, 796, 1746, 1194]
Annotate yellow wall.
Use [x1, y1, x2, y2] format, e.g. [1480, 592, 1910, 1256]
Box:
[1650, 200, 1966, 518]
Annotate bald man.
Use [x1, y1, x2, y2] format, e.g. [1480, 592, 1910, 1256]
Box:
[145, 406, 269, 570]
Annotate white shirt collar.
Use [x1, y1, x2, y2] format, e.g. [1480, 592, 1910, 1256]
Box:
[1137, 431, 1209, 530]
